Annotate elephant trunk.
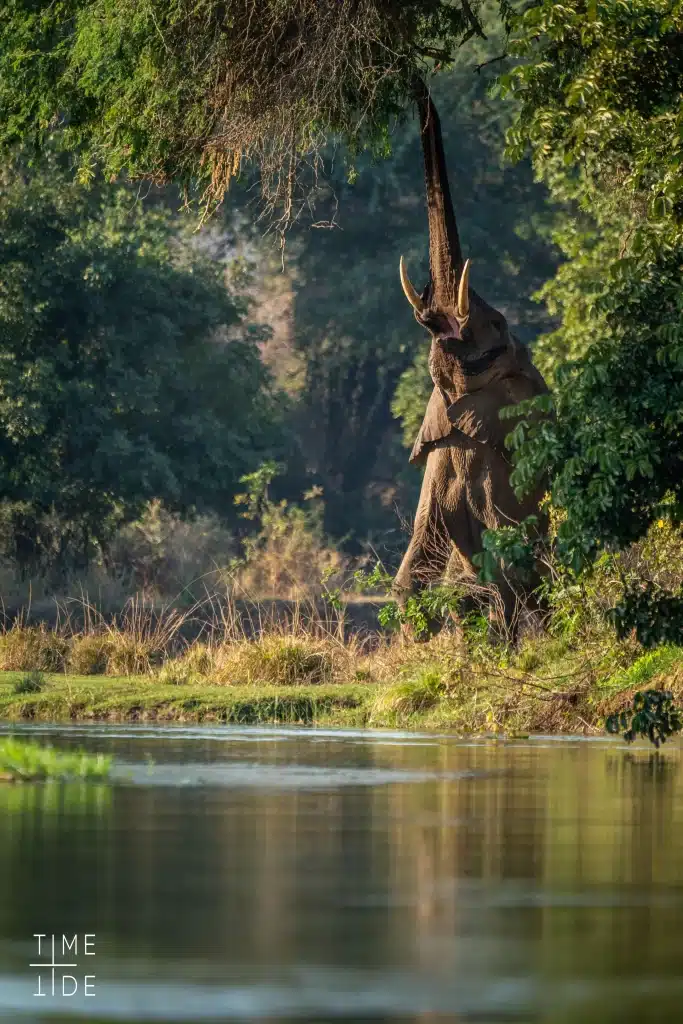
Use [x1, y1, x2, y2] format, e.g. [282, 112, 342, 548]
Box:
[414, 79, 463, 310]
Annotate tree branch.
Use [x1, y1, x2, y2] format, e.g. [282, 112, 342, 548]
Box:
[415, 45, 454, 62]
[461, 0, 488, 40]
[475, 52, 508, 74]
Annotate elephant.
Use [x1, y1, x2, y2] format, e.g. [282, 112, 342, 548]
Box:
[392, 80, 550, 639]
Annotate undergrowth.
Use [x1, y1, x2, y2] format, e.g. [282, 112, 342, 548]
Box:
[0, 518, 681, 735]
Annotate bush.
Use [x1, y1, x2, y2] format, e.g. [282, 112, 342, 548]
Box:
[0, 626, 68, 672]
[104, 635, 162, 677]
[106, 502, 236, 598]
[231, 463, 347, 599]
[372, 669, 447, 719]
[12, 670, 45, 695]
[157, 644, 215, 686]
[68, 635, 112, 675]
[215, 635, 337, 686]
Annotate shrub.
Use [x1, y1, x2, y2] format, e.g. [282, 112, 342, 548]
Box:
[156, 645, 215, 686]
[68, 635, 112, 675]
[106, 501, 236, 598]
[0, 626, 68, 672]
[12, 670, 45, 694]
[231, 463, 347, 600]
[371, 668, 447, 720]
[215, 635, 337, 685]
[105, 635, 162, 677]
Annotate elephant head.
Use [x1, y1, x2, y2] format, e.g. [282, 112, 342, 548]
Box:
[400, 81, 545, 465]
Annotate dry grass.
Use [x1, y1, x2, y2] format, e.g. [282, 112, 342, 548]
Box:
[0, 623, 70, 673]
[0, 580, 680, 735]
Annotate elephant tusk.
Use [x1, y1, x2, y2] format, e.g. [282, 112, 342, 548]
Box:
[399, 255, 424, 313]
[456, 258, 471, 327]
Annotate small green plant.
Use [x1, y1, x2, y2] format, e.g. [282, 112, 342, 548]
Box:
[606, 689, 683, 748]
[371, 668, 448, 721]
[12, 670, 45, 695]
[0, 738, 112, 782]
[354, 562, 463, 640]
[473, 515, 540, 584]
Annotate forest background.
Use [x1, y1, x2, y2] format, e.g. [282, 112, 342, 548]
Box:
[0, 13, 559, 608]
[0, 0, 681, 668]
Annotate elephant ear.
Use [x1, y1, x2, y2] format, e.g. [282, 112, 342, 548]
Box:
[446, 376, 547, 456]
[409, 386, 453, 464]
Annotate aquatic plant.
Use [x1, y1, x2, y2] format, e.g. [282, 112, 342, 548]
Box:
[0, 738, 112, 783]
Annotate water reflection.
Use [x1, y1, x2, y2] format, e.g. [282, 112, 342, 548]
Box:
[0, 725, 681, 1022]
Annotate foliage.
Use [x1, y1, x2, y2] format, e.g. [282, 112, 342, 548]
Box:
[352, 561, 465, 640]
[231, 462, 346, 598]
[370, 668, 450, 719]
[12, 670, 45, 695]
[606, 689, 683, 748]
[0, 154, 277, 574]
[0, 737, 111, 781]
[68, 635, 112, 676]
[214, 637, 336, 686]
[474, 515, 540, 585]
[0, 0, 501, 222]
[496, 0, 683, 643]
[0, 625, 69, 673]
[106, 501, 237, 597]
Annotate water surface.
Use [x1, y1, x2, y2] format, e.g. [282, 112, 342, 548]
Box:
[0, 723, 681, 1023]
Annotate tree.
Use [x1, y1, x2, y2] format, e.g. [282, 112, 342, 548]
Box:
[499, 0, 683, 643]
[0, 155, 277, 574]
[0, 0, 499, 221]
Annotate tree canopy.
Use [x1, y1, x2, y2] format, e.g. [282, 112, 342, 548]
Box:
[0, 0, 502, 222]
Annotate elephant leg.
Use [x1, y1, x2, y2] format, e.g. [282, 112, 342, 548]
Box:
[393, 457, 452, 641]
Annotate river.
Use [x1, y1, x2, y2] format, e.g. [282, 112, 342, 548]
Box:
[0, 723, 681, 1022]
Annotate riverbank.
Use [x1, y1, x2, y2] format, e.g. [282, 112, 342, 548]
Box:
[1, 650, 682, 733]
[0, 609, 682, 734]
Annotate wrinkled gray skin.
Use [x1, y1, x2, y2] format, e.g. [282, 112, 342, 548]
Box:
[392, 82, 549, 639]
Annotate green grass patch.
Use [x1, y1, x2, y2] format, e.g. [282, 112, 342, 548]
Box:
[0, 672, 372, 725]
[0, 737, 111, 782]
[600, 646, 683, 695]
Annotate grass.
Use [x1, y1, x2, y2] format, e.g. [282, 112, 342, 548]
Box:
[0, 673, 371, 726]
[0, 639, 682, 734]
[0, 591, 682, 735]
[0, 736, 111, 782]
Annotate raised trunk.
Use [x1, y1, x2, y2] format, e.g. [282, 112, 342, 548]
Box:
[414, 79, 463, 309]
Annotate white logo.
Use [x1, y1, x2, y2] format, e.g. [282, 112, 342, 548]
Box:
[31, 934, 95, 997]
